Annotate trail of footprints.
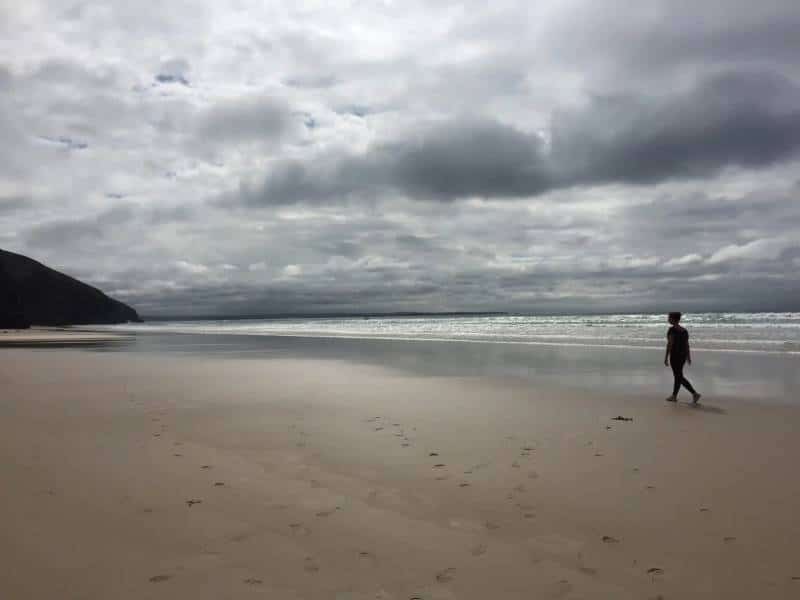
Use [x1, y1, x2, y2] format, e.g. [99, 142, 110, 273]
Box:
[144, 409, 754, 588]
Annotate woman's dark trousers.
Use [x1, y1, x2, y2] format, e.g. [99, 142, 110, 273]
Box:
[670, 357, 696, 397]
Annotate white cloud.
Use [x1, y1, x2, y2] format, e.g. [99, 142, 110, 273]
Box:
[175, 260, 209, 274]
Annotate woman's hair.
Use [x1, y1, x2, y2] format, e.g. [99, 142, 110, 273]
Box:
[668, 311, 682, 322]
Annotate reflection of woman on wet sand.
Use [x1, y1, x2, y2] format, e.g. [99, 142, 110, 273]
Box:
[664, 312, 701, 404]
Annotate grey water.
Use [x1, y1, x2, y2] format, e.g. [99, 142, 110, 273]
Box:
[86, 312, 800, 404]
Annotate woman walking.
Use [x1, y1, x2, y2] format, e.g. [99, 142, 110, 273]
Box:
[664, 312, 702, 403]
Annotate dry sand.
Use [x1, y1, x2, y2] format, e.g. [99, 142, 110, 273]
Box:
[1, 348, 799, 599]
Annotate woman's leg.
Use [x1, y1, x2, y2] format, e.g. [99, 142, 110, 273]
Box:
[672, 359, 697, 396]
[670, 361, 683, 397]
[680, 372, 697, 394]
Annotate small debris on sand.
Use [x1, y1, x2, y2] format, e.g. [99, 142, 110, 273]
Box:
[612, 416, 633, 422]
[185, 499, 202, 507]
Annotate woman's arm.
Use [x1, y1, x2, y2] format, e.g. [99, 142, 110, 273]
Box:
[665, 332, 671, 366]
[687, 338, 692, 365]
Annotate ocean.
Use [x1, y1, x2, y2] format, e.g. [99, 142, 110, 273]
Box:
[102, 312, 800, 354]
[92, 312, 800, 403]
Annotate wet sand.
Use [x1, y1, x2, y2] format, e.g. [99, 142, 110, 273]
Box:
[0, 327, 127, 346]
[1, 349, 799, 599]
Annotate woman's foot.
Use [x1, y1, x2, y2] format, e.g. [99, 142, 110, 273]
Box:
[665, 395, 677, 402]
[692, 392, 702, 404]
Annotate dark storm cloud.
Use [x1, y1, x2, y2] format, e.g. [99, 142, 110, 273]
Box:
[554, 70, 800, 186]
[237, 70, 800, 206]
[546, 0, 800, 79]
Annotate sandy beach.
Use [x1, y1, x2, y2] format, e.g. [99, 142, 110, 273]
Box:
[1, 346, 799, 599]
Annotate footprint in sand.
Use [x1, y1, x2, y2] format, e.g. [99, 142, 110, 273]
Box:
[304, 557, 320, 573]
[433, 464, 446, 468]
[594, 453, 604, 457]
[435, 475, 449, 481]
[429, 452, 439, 457]
[374, 427, 384, 431]
[602, 536, 620, 544]
[214, 482, 225, 487]
[528, 471, 539, 479]
[358, 551, 378, 566]
[149, 574, 171, 583]
[230, 533, 250, 542]
[485, 521, 500, 530]
[185, 499, 202, 507]
[315, 508, 340, 518]
[699, 507, 710, 512]
[243, 578, 263, 585]
[173, 453, 183, 457]
[513, 484, 527, 493]
[142, 508, 153, 514]
[289, 523, 312, 536]
[723, 536, 737, 543]
[436, 567, 456, 583]
[200, 465, 212, 470]
[459, 482, 471, 488]
[402, 443, 411, 447]
[511, 461, 521, 468]
[647, 567, 664, 577]
[470, 542, 488, 556]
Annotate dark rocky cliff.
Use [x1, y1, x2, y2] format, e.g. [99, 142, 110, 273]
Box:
[0, 249, 142, 327]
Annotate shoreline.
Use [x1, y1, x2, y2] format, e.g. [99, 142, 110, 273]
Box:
[1, 347, 798, 598]
[0, 327, 130, 346]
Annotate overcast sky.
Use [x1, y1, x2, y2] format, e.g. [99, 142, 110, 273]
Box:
[2, 1, 799, 316]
